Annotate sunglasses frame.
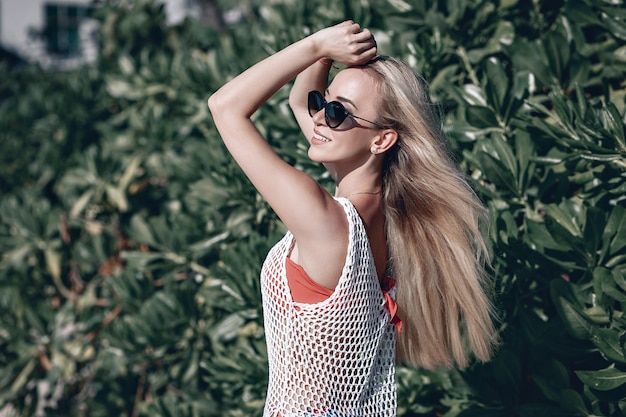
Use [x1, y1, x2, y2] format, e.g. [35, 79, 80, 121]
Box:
[307, 90, 387, 129]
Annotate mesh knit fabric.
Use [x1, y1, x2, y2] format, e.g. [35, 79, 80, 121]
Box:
[260, 198, 397, 417]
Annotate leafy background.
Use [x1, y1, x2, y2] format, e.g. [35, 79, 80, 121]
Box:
[1, 0, 625, 416]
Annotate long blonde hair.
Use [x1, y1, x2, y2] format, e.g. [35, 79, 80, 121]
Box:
[362, 57, 499, 369]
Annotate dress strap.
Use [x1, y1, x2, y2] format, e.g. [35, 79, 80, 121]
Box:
[380, 276, 402, 334]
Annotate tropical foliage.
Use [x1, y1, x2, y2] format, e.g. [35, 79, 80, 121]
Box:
[1, 0, 625, 416]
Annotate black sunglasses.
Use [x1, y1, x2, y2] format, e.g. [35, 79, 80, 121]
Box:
[307, 90, 387, 129]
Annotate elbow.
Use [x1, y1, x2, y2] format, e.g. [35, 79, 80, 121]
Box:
[208, 90, 248, 121]
[208, 91, 250, 139]
[207, 92, 222, 117]
[208, 91, 232, 125]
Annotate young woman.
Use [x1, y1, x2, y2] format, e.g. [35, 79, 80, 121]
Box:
[208, 21, 498, 417]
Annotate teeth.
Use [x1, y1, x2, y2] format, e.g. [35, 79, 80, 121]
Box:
[314, 133, 330, 142]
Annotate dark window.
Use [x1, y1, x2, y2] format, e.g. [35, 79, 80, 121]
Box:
[43, 3, 94, 56]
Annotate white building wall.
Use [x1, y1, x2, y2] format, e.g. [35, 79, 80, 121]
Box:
[1, 0, 48, 52]
[0, 0, 192, 69]
[1, 0, 94, 64]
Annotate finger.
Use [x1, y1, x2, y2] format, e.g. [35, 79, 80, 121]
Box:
[354, 28, 373, 42]
[353, 38, 376, 53]
[357, 46, 378, 62]
[353, 38, 376, 55]
[341, 21, 362, 34]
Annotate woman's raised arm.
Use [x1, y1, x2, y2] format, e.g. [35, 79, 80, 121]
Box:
[207, 22, 376, 239]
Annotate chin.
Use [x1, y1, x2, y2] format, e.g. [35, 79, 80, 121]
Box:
[308, 147, 340, 167]
[307, 147, 325, 163]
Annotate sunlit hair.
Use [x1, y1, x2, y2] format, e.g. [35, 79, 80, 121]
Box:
[361, 56, 499, 369]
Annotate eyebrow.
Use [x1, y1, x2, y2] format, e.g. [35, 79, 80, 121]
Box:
[325, 89, 358, 110]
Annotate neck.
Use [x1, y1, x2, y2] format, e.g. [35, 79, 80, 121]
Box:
[334, 171, 382, 199]
[346, 190, 382, 200]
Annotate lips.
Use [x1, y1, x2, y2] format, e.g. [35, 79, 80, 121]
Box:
[312, 132, 330, 143]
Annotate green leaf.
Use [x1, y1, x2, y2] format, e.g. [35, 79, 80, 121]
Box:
[466, 105, 499, 128]
[605, 205, 626, 256]
[544, 217, 586, 258]
[506, 38, 551, 86]
[105, 184, 129, 212]
[590, 327, 626, 364]
[491, 350, 522, 389]
[543, 30, 570, 85]
[613, 269, 626, 293]
[576, 367, 626, 391]
[129, 215, 157, 247]
[44, 247, 62, 280]
[558, 298, 592, 339]
[551, 280, 591, 340]
[483, 57, 508, 115]
[583, 207, 604, 258]
[602, 12, 626, 41]
[457, 84, 487, 106]
[106, 78, 142, 100]
[476, 151, 518, 196]
[118, 54, 135, 76]
[496, 210, 519, 244]
[603, 102, 626, 148]
[9, 358, 37, 397]
[1, 243, 35, 266]
[532, 358, 570, 402]
[515, 130, 534, 191]
[187, 177, 233, 204]
[559, 389, 589, 415]
[503, 70, 530, 123]
[210, 313, 246, 343]
[70, 188, 96, 218]
[544, 204, 583, 239]
[118, 155, 142, 190]
[525, 218, 562, 251]
[490, 135, 518, 183]
[606, 253, 626, 268]
[564, 0, 602, 27]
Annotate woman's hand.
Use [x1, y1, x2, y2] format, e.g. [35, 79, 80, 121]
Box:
[313, 21, 377, 66]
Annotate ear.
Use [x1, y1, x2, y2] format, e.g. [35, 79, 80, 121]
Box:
[370, 129, 398, 155]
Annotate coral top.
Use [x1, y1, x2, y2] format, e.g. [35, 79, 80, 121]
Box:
[285, 256, 334, 303]
[286, 251, 402, 333]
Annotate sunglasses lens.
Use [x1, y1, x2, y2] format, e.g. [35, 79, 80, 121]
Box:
[326, 102, 347, 128]
[307, 91, 347, 128]
[308, 91, 324, 116]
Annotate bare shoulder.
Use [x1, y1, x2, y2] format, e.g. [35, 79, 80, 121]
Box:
[290, 198, 350, 291]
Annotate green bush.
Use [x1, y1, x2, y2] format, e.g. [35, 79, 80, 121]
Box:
[1, 0, 625, 416]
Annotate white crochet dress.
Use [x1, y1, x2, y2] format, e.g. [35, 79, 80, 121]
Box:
[260, 197, 397, 417]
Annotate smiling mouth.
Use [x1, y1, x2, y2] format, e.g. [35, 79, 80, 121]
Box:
[313, 132, 330, 142]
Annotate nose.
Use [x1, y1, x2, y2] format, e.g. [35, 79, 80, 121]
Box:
[311, 107, 326, 126]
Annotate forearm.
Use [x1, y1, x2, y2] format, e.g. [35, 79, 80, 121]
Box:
[289, 59, 332, 135]
[290, 59, 331, 109]
[208, 36, 322, 120]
